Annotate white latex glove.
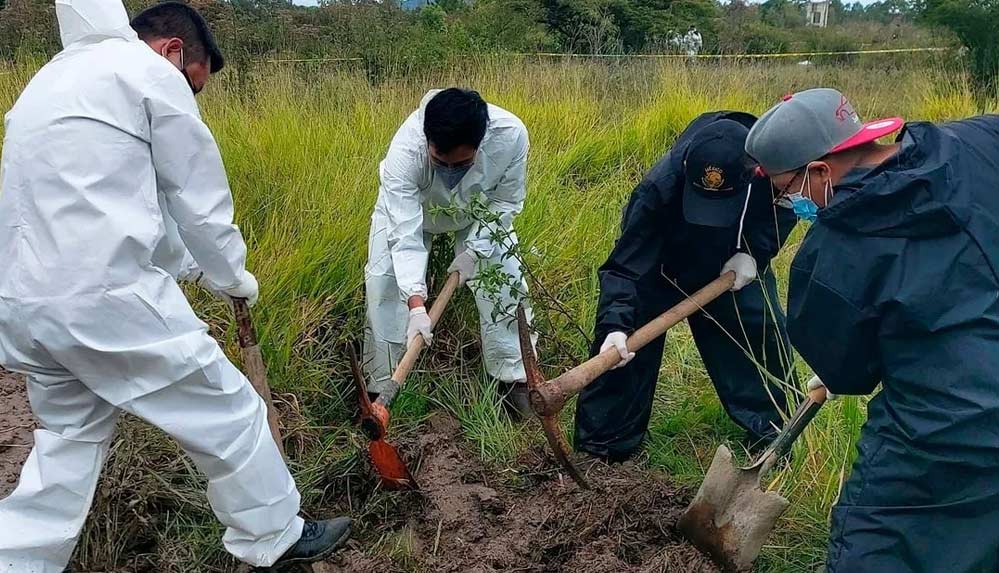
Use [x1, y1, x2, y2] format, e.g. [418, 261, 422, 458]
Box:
[221, 271, 260, 307]
[177, 264, 202, 284]
[447, 250, 478, 285]
[601, 331, 635, 369]
[721, 252, 758, 291]
[407, 306, 433, 349]
[807, 375, 838, 401]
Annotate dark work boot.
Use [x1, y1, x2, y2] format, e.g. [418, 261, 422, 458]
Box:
[500, 380, 533, 422]
[272, 517, 352, 568]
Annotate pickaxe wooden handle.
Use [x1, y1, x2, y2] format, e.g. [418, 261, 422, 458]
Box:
[233, 298, 287, 460]
[529, 271, 736, 417]
[517, 272, 736, 488]
[363, 271, 462, 437]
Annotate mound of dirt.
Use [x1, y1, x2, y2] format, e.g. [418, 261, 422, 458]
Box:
[0, 370, 35, 498]
[0, 376, 719, 573]
[325, 415, 719, 573]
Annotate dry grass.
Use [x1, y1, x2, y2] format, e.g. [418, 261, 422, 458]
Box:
[1, 54, 993, 571]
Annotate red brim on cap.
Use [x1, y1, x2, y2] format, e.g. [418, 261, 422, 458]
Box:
[831, 117, 905, 153]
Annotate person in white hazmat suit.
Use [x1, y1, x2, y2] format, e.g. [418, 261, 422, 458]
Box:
[684, 25, 703, 57]
[0, 2, 350, 571]
[364, 88, 534, 417]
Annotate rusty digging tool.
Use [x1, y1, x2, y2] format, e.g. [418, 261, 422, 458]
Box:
[233, 298, 287, 460]
[515, 271, 736, 488]
[677, 385, 829, 572]
[351, 271, 462, 489]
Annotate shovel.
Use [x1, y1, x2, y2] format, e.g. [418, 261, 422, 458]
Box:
[677, 385, 829, 572]
[233, 298, 286, 460]
[353, 271, 461, 489]
[516, 272, 736, 488]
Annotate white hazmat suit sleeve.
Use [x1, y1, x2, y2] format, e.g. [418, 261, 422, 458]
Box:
[380, 123, 430, 301]
[145, 75, 250, 291]
[464, 128, 528, 259]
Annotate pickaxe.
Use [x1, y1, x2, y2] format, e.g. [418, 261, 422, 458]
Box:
[515, 271, 736, 488]
[233, 298, 286, 460]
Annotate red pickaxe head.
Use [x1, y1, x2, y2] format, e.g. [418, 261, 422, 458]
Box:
[516, 305, 589, 489]
[348, 344, 417, 490]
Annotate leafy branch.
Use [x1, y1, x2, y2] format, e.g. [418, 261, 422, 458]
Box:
[429, 193, 592, 360]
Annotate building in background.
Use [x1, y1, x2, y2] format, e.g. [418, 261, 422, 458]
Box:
[401, 0, 434, 10]
[806, 0, 830, 27]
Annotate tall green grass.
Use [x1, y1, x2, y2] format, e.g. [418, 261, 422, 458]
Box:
[1, 56, 992, 571]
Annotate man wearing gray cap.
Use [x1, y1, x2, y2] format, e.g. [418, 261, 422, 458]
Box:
[747, 88, 999, 572]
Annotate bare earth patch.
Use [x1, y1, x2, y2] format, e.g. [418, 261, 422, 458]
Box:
[322, 414, 719, 573]
[0, 370, 34, 498]
[0, 376, 718, 572]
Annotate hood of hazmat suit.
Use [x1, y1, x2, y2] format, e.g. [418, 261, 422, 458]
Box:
[788, 116, 999, 573]
[55, 0, 137, 47]
[0, 3, 302, 571]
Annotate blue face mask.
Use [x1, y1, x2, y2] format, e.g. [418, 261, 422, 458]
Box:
[788, 194, 819, 222]
[435, 165, 472, 190]
[781, 168, 830, 223]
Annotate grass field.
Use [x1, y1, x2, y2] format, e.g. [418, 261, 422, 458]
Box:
[0, 54, 992, 571]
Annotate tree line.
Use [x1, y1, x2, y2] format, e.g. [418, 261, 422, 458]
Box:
[0, 0, 994, 87]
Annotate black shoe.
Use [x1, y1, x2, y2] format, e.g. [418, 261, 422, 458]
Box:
[274, 517, 352, 567]
[575, 445, 635, 465]
[501, 381, 533, 421]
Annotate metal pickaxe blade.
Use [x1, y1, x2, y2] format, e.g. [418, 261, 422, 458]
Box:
[516, 304, 589, 489]
[349, 272, 461, 490]
[677, 386, 828, 572]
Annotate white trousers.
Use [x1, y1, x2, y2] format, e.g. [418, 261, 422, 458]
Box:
[363, 214, 533, 387]
[0, 281, 303, 572]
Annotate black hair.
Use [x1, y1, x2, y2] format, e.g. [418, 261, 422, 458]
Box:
[130, 2, 224, 73]
[423, 88, 489, 154]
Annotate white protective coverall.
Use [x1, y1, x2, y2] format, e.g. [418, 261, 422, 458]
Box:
[364, 90, 532, 388]
[0, 2, 303, 571]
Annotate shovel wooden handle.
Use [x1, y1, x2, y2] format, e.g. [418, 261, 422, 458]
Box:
[375, 272, 462, 407]
[233, 298, 287, 460]
[530, 272, 736, 416]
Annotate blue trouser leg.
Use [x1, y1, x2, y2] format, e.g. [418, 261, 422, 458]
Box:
[574, 277, 678, 461]
[575, 270, 795, 460]
[688, 270, 795, 441]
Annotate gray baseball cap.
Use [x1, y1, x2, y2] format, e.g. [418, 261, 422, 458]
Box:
[745, 88, 904, 175]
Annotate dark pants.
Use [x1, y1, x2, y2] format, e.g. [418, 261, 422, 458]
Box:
[575, 270, 795, 462]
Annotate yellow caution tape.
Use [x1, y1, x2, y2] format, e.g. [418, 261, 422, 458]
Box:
[519, 47, 953, 59]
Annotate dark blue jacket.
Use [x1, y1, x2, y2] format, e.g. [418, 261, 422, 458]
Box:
[789, 116, 999, 563]
[596, 111, 798, 334]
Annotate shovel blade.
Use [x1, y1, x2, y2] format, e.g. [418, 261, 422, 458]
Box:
[678, 445, 790, 572]
[369, 439, 417, 490]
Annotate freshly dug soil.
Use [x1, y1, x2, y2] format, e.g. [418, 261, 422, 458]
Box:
[0, 370, 34, 498]
[324, 415, 719, 573]
[0, 375, 719, 573]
